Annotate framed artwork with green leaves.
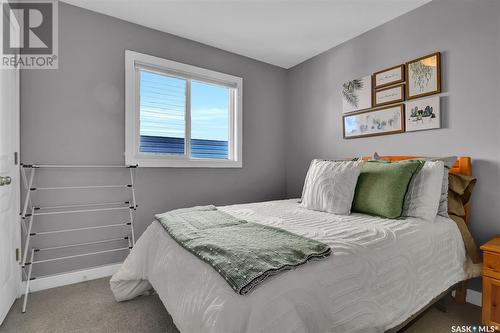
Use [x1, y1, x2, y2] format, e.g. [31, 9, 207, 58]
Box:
[406, 52, 441, 100]
[341, 75, 372, 113]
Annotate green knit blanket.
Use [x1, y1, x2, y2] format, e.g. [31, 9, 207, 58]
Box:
[155, 205, 331, 295]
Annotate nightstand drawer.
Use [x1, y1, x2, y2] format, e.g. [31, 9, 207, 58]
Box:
[484, 252, 500, 279]
[483, 276, 500, 326]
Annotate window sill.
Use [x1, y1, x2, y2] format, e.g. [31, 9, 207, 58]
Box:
[125, 155, 242, 168]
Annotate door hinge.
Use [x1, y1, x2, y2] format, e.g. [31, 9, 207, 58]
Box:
[14, 152, 18, 165]
[16, 248, 20, 261]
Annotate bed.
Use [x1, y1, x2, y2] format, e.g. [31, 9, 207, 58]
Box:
[110, 156, 475, 333]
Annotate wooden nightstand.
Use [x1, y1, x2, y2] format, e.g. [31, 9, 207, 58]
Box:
[481, 238, 500, 326]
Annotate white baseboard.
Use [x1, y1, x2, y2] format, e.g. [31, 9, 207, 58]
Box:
[21, 263, 122, 294]
[465, 289, 482, 307]
[452, 288, 482, 307]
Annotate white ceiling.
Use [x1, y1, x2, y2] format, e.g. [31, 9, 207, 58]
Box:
[62, 0, 431, 68]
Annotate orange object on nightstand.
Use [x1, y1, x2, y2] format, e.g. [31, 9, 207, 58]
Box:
[481, 238, 500, 326]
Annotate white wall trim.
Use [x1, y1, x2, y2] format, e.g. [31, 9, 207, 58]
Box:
[465, 289, 482, 307]
[452, 289, 482, 307]
[21, 263, 122, 294]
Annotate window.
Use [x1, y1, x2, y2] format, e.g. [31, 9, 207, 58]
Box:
[125, 50, 242, 167]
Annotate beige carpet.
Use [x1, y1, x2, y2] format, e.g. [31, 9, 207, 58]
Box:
[1, 278, 481, 333]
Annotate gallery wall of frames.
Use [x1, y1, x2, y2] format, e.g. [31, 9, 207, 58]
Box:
[342, 52, 442, 139]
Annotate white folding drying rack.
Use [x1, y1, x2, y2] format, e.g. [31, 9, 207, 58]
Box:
[19, 164, 138, 313]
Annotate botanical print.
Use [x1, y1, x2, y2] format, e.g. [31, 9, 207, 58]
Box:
[405, 96, 440, 132]
[373, 65, 404, 88]
[410, 61, 433, 92]
[343, 105, 403, 139]
[407, 53, 440, 99]
[342, 75, 372, 113]
[373, 84, 404, 106]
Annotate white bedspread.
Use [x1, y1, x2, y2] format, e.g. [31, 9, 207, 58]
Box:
[110, 199, 467, 333]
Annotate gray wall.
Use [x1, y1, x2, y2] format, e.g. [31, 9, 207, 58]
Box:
[20, 2, 288, 275]
[286, 0, 500, 290]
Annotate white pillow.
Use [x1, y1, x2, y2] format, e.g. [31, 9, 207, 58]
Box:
[301, 159, 363, 215]
[402, 161, 445, 222]
[423, 157, 455, 217]
[437, 168, 449, 217]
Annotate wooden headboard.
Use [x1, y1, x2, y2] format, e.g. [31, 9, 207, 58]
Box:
[361, 155, 472, 225]
[361, 156, 471, 176]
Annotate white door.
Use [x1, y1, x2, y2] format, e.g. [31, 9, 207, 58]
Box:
[0, 61, 21, 322]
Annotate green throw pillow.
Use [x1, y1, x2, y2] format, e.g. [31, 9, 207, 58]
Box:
[352, 160, 425, 218]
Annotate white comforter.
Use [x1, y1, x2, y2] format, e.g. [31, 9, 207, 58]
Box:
[110, 199, 467, 333]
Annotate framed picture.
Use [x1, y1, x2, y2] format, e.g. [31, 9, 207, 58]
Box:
[343, 104, 405, 139]
[406, 52, 441, 99]
[373, 83, 405, 107]
[372, 64, 405, 89]
[342, 75, 372, 113]
[405, 96, 440, 132]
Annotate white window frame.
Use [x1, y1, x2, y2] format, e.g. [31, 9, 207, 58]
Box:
[125, 50, 243, 168]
